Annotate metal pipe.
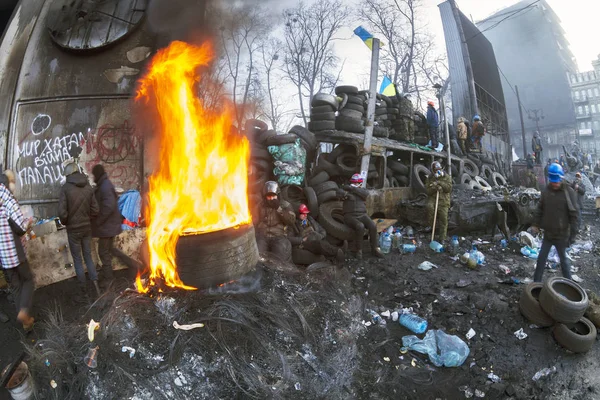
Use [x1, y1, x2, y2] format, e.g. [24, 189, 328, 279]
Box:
[360, 38, 380, 187]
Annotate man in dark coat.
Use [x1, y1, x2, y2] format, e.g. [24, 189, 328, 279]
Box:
[426, 101, 439, 149]
[58, 162, 100, 294]
[532, 163, 578, 282]
[255, 181, 296, 262]
[288, 204, 344, 264]
[91, 165, 122, 280]
[337, 174, 383, 260]
[531, 131, 543, 165]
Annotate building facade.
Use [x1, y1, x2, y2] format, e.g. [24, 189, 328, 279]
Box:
[477, 0, 577, 160]
[569, 55, 600, 163]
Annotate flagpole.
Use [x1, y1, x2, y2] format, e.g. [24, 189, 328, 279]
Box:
[360, 38, 380, 187]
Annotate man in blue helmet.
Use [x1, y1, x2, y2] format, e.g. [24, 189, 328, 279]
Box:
[531, 163, 579, 282]
[472, 115, 485, 152]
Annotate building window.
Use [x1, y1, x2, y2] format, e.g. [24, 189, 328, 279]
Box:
[571, 75, 577, 84]
[588, 89, 593, 97]
[579, 74, 583, 82]
[595, 88, 599, 97]
[594, 121, 600, 129]
[578, 106, 584, 114]
[587, 121, 592, 129]
[585, 73, 590, 81]
[585, 105, 590, 114]
[592, 104, 597, 113]
[580, 122, 586, 129]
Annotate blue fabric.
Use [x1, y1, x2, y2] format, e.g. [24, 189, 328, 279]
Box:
[426, 106, 439, 127]
[118, 190, 142, 231]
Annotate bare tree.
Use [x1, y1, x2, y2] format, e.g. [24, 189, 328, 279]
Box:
[282, 0, 350, 125]
[216, 3, 269, 127]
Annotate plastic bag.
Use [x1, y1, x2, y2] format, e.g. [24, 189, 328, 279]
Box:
[268, 139, 306, 186]
[118, 190, 141, 230]
[402, 329, 470, 367]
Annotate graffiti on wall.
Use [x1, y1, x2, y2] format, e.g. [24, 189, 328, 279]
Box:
[15, 114, 142, 193]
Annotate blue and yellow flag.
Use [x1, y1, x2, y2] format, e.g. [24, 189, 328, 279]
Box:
[354, 26, 375, 50]
[379, 75, 396, 96]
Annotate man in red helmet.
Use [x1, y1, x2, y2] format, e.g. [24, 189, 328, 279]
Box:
[288, 204, 345, 264]
[426, 100, 439, 150]
[337, 174, 384, 259]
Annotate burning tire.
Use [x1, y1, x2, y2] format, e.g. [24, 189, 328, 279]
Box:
[176, 224, 259, 289]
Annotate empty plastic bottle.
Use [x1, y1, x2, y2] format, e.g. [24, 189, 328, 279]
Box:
[380, 233, 392, 254]
[399, 313, 428, 334]
[429, 240, 444, 253]
[401, 244, 416, 254]
[367, 309, 387, 326]
[451, 236, 459, 249]
[392, 232, 403, 249]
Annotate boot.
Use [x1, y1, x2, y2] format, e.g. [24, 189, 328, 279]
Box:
[93, 280, 101, 297]
[372, 247, 384, 258]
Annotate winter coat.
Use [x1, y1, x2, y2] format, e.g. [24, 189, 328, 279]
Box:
[426, 106, 439, 128]
[91, 173, 123, 238]
[288, 216, 326, 246]
[472, 121, 485, 138]
[533, 183, 578, 242]
[425, 172, 452, 208]
[256, 199, 295, 238]
[572, 179, 586, 210]
[338, 185, 369, 217]
[531, 136, 543, 152]
[0, 184, 28, 269]
[58, 172, 99, 232]
[457, 121, 468, 140]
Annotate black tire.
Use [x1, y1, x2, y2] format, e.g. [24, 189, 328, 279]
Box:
[480, 164, 494, 181]
[311, 93, 338, 109]
[338, 109, 363, 119]
[292, 248, 326, 265]
[308, 120, 336, 132]
[318, 201, 354, 240]
[389, 177, 400, 188]
[553, 317, 597, 353]
[314, 153, 340, 176]
[310, 112, 336, 121]
[388, 159, 409, 176]
[335, 85, 359, 95]
[451, 163, 458, 178]
[336, 116, 364, 133]
[252, 158, 272, 172]
[317, 189, 337, 204]
[462, 159, 480, 178]
[256, 129, 277, 145]
[245, 119, 268, 140]
[176, 224, 259, 289]
[264, 133, 298, 146]
[303, 186, 319, 217]
[519, 283, 555, 327]
[460, 173, 472, 185]
[474, 176, 492, 190]
[490, 172, 507, 187]
[346, 95, 365, 105]
[308, 170, 330, 187]
[373, 127, 389, 138]
[411, 164, 430, 193]
[336, 153, 358, 174]
[327, 144, 355, 163]
[467, 154, 483, 168]
[468, 180, 482, 190]
[342, 103, 365, 113]
[338, 93, 348, 110]
[396, 175, 409, 187]
[251, 145, 271, 161]
[311, 105, 336, 114]
[312, 180, 338, 196]
[281, 185, 305, 203]
[539, 277, 589, 324]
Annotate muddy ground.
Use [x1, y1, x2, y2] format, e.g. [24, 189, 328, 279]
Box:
[1, 216, 600, 400]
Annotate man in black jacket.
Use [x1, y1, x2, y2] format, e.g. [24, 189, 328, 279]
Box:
[91, 165, 122, 281]
[288, 204, 344, 264]
[532, 163, 578, 282]
[337, 174, 383, 260]
[58, 162, 100, 294]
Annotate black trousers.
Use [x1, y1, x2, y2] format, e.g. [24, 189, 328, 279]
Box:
[98, 237, 115, 279]
[429, 127, 439, 148]
[5, 261, 34, 313]
[534, 238, 571, 282]
[344, 214, 378, 252]
[256, 235, 292, 262]
[301, 239, 339, 258]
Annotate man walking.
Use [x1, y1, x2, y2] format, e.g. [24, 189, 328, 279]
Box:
[58, 162, 100, 295]
[0, 173, 35, 331]
[91, 165, 122, 281]
[426, 161, 453, 243]
[532, 163, 578, 282]
[426, 100, 439, 150]
[531, 131, 543, 165]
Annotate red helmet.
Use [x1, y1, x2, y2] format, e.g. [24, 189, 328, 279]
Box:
[427, 100, 435, 107]
[350, 173, 363, 184]
[298, 204, 310, 214]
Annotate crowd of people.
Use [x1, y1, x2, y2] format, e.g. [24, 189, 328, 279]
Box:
[0, 162, 121, 331]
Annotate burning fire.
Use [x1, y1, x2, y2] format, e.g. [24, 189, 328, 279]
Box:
[134, 41, 251, 292]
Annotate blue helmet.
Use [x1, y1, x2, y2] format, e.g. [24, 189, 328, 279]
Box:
[473, 114, 481, 121]
[547, 163, 564, 183]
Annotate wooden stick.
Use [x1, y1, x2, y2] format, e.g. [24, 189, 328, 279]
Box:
[431, 190, 440, 243]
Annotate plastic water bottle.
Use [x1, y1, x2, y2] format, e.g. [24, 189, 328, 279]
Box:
[367, 309, 386, 326]
[429, 240, 444, 253]
[380, 233, 392, 254]
[401, 244, 416, 254]
[399, 313, 428, 334]
[500, 239, 508, 248]
[451, 236, 459, 249]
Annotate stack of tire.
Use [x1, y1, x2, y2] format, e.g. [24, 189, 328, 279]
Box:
[519, 277, 595, 353]
[335, 86, 366, 134]
[457, 152, 508, 191]
[308, 94, 338, 133]
[386, 158, 410, 188]
[373, 94, 390, 138]
[388, 95, 401, 139]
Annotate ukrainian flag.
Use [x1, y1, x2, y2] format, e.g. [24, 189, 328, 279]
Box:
[354, 26, 375, 50]
[379, 75, 396, 96]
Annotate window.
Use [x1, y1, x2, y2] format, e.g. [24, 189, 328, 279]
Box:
[588, 89, 593, 98]
[579, 74, 583, 82]
[578, 106, 584, 114]
[592, 104, 597, 113]
[594, 121, 599, 129]
[585, 73, 590, 81]
[580, 122, 586, 129]
[587, 121, 592, 129]
[572, 75, 577, 84]
[585, 105, 590, 114]
[595, 88, 599, 97]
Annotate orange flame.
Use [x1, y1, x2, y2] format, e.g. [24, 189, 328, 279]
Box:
[134, 41, 251, 292]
